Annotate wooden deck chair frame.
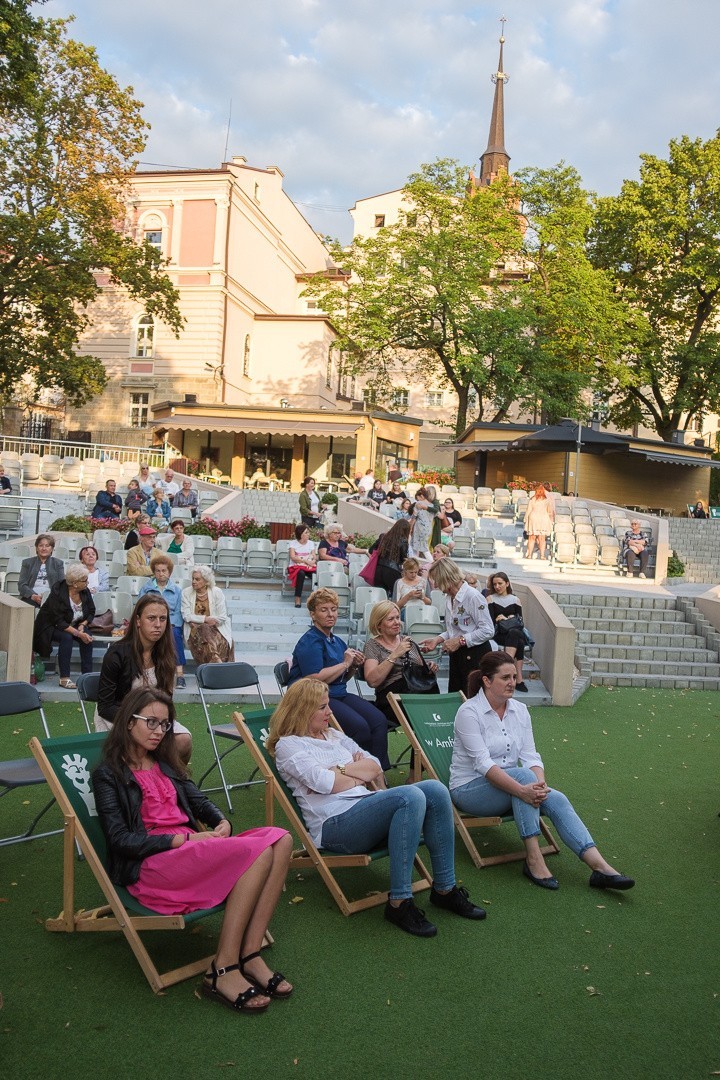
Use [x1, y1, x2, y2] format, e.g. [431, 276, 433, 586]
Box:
[387, 692, 559, 870]
[29, 731, 271, 994]
[233, 708, 432, 916]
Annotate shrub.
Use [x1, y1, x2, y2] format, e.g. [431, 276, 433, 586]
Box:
[412, 467, 456, 487]
[667, 551, 686, 578]
[186, 516, 271, 541]
[48, 514, 93, 533]
[89, 517, 134, 532]
[320, 492, 338, 508]
[506, 480, 560, 493]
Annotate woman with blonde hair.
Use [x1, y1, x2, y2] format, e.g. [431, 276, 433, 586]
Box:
[421, 558, 494, 694]
[268, 677, 485, 937]
[524, 483, 555, 561]
[392, 557, 431, 611]
[363, 601, 438, 722]
[288, 587, 389, 767]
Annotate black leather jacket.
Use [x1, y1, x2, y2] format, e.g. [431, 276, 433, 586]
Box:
[92, 760, 228, 886]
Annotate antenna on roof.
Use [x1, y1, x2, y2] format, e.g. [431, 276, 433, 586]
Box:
[223, 99, 232, 162]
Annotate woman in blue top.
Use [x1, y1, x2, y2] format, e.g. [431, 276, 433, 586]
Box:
[288, 587, 390, 769]
[139, 553, 186, 687]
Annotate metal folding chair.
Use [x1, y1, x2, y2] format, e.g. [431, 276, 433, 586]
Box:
[195, 662, 266, 812]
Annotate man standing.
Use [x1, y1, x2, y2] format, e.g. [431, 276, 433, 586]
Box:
[92, 479, 122, 519]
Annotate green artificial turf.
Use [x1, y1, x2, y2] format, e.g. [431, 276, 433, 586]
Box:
[1, 689, 718, 1080]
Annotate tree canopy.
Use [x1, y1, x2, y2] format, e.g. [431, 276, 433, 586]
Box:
[0, 8, 182, 406]
[590, 130, 720, 441]
[307, 159, 623, 437]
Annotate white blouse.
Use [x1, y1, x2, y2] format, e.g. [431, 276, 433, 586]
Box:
[449, 692, 543, 790]
[275, 729, 379, 847]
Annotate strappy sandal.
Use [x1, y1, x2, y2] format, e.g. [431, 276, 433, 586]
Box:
[202, 960, 270, 1014]
[240, 950, 293, 999]
[59, 678, 76, 690]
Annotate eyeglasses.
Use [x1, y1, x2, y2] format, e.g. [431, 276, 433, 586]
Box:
[132, 714, 173, 733]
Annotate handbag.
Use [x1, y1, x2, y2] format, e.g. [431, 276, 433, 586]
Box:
[402, 651, 439, 695]
[358, 548, 379, 586]
[87, 609, 114, 634]
[497, 614, 523, 633]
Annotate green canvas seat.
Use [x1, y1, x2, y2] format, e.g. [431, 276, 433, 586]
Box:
[233, 707, 432, 916]
[30, 731, 230, 993]
[388, 692, 559, 869]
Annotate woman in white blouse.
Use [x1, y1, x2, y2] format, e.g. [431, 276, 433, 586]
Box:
[181, 565, 234, 664]
[450, 652, 635, 893]
[268, 677, 486, 938]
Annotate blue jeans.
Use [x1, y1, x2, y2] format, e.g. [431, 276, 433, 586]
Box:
[320, 779, 455, 900]
[451, 767, 595, 858]
[51, 628, 93, 679]
[172, 625, 186, 666]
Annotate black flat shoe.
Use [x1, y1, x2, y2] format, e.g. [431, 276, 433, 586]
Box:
[589, 870, 635, 891]
[202, 961, 270, 1014]
[523, 860, 559, 890]
[515, 681, 529, 692]
[430, 884, 486, 920]
[240, 950, 293, 999]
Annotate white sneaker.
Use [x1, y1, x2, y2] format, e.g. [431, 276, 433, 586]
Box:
[638, 572, 646, 579]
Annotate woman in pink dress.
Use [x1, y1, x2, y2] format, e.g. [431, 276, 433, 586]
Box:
[93, 686, 293, 1014]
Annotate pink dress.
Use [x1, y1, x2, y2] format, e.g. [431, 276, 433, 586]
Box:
[127, 764, 287, 914]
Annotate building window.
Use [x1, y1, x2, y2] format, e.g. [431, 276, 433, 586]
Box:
[129, 392, 150, 428]
[135, 315, 154, 358]
[425, 391, 443, 408]
[243, 334, 251, 377]
[391, 389, 409, 409]
[326, 349, 333, 389]
[144, 229, 162, 252]
[363, 388, 377, 407]
[688, 415, 703, 433]
[374, 214, 385, 228]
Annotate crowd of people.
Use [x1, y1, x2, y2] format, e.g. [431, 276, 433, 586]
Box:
[17, 470, 642, 1014]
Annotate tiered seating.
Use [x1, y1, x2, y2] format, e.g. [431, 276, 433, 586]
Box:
[548, 506, 656, 576]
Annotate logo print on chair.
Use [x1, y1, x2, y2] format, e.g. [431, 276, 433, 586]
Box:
[61, 753, 97, 816]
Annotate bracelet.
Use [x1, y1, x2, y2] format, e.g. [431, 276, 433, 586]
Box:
[338, 764, 346, 775]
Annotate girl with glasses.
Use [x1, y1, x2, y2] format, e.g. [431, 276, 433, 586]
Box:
[92, 686, 293, 1013]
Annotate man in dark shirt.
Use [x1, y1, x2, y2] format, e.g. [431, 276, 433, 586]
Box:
[0, 464, 11, 494]
[92, 479, 122, 519]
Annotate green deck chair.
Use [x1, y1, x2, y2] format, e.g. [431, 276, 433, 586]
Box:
[387, 692, 559, 870]
[29, 731, 242, 994]
[233, 707, 432, 916]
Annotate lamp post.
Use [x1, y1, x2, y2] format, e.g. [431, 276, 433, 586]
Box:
[574, 421, 582, 498]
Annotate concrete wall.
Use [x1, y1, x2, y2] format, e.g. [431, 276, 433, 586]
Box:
[694, 585, 720, 631]
[513, 582, 576, 706]
[0, 594, 34, 683]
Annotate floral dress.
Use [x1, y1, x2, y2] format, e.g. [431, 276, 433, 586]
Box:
[187, 593, 234, 664]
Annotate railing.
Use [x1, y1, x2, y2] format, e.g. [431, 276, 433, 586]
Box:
[0, 494, 56, 533]
[0, 434, 165, 468]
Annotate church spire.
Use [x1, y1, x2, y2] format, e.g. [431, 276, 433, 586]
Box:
[479, 17, 510, 186]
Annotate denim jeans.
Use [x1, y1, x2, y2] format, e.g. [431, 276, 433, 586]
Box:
[321, 779, 455, 900]
[451, 767, 595, 858]
[51, 628, 93, 679]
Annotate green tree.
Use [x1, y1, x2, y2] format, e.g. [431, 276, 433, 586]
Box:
[307, 159, 623, 436]
[590, 131, 720, 441]
[0, 12, 182, 406]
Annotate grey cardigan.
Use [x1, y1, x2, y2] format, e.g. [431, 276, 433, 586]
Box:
[18, 555, 65, 601]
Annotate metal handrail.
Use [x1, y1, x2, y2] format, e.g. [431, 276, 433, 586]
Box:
[0, 494, 56, 533]
[0, 434, 165, 468]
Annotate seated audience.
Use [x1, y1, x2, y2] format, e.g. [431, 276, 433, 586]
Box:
[127, 525, 162, 576]
[317, 524, 368, 568]
[93, 686, 292, 1013]
[167, 518, 195, 566]
[438, 498, 462, 549]
[92, 479, 122, 520]
[19, 533, 64, 607]
[487, 572, 529, 692]
[0, 464, 12, 494]
[288, 523, 317, 608]
[384, 481, 407, 506]
[173, 478, 199, 518]
[140, 554, 186, 687]
[622, 520, 651, 578]
[368, 479, 387, 508]
[161, 468, 180, 501]
[79, 545, 110, 593]
[124, 512, 151, 551]
[363, 601, 438, 723]
[269, 678, 485, 937]
[691, 500, 707, 519]
[288, 588, 389, 768]
[125, 479, 149, 521]
[136, 464, 156, 496]
[397, 498, 414, 520]
[182, 565, 234, 664]
[146, 485, 172, 523]
[298, 476, 323, 528]
[33, 562, 95, 689]
[449, 653, 635, 892]
[392, 557, 432, 611]
[95, 593, 192, 761]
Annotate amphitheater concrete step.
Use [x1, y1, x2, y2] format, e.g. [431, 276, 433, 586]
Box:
[548, 588, 720, 691]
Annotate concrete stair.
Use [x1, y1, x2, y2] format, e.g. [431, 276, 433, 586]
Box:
[667, 519, 720, 584]
[548, 590, 720, 690]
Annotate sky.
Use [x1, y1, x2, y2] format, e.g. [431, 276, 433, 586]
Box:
[41, 0, 720, 242]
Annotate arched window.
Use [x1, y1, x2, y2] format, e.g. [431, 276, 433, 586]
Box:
[135, 315, 154, 358]
[243, 334, 251, 377]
